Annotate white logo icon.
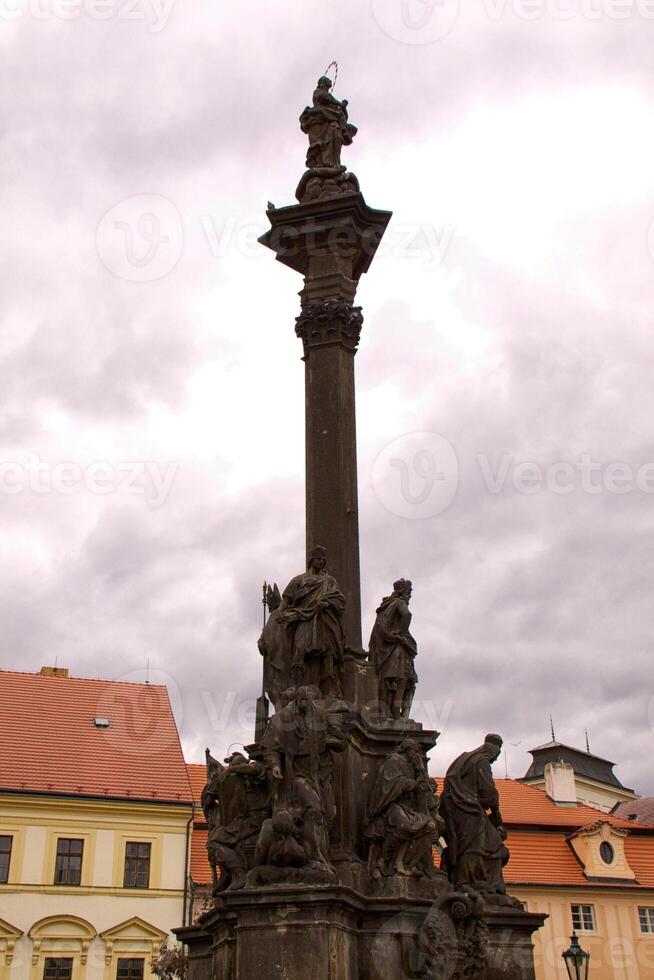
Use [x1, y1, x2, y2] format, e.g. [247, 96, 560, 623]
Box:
[371, 0, 461, 44]
[371, 431, 459, 519]
[96, 194, 183, 282]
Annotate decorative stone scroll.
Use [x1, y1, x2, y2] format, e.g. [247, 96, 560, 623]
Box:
[295, 300, 364, 354]
[411, 891, 489, 980]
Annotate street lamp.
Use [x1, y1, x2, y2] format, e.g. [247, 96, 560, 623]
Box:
[562, 933, 590, 980]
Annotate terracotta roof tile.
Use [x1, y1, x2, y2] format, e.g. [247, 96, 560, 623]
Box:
[625, 837, 654, 887]
[435, 778, 647, 831]
[190, 828, 212, 884]
[503, 831, 588, 886]
[186, 763, 207, 806]
[0, 669, 193, 804]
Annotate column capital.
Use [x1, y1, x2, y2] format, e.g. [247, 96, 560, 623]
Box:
[295, 300, 363, 354]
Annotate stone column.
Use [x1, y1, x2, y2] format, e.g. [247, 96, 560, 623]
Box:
[259, 194, 392, 649]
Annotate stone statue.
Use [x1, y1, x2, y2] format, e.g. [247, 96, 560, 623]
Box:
[365, 738, 442, 880]
[300, 76, 357, 170]
[247, 809, 308, 885]
[369, 579, 418, 720]
[296, 77, 361, 204]
[440, 734, 518, 905]
[202, 749, 270, 892]
[261, 684, 346, 874]
[258, 582, 289, 711]
[277, 546, 346, 699]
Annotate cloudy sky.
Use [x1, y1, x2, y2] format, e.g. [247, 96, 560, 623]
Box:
[2, 0, 653, 794]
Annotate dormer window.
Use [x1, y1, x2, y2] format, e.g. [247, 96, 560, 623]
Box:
[567, 819, 636, 882]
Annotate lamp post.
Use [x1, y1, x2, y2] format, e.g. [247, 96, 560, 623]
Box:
[562, 933, 590, 980]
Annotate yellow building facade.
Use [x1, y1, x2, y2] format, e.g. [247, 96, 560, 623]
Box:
[515, 886, 654, 980]
[0, 795, 193, 980]
[497, 779, 654, 980]
[0, 669, 195, 980]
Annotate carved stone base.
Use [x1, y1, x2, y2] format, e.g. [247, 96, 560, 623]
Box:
[296, 166, 360, 204]
[480, 908, 547, 980]
[176, 885, 545, 980]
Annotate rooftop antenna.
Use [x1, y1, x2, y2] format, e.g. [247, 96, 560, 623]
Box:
[585, 729, 590, 753]
[503, 749, 509, 779]
[146, 658, 150, 685]
[550, 715, 556, 742]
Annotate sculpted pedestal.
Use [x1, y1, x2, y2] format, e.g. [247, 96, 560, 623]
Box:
[177, 886, 545, 980]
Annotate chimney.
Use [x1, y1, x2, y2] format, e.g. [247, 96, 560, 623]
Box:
[39, 666, 69, 678]
[544, 760, 577, 805]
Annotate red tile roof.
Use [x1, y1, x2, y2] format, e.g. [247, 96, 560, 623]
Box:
[435, 778, 646, 831]
[190, 827, 212, 885]
[502, 830, 654, 888]
[503, 831, 588, 886]
[186, 763, 207, 807]
[0, 669, 193, 804]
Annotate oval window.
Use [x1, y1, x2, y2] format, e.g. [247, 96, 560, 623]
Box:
[600, 841, 615, 865]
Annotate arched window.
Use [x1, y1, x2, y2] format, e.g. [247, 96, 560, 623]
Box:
[28, 916, 96, 980]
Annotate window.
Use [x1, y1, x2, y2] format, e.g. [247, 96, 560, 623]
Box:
[117, 959, 144, 979]
[54, 838, 84, 886]
[639, 907, 654, 934]
[599, 841, 614, 865]
[43, 959, 74, 980]
[123, 841, 151, 889]
[571, 904, 595, 931]
[0, 835, 12, 883]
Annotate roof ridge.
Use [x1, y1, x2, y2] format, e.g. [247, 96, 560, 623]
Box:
[0, 669, 167, 689]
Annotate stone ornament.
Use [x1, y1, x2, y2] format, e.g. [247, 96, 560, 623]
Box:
[369, 579, 418, 721]
[413, 891, 489, 980]
[295, 301, 364, 355]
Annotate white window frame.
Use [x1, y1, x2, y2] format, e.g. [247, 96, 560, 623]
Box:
[639, 907, 654, 935]
[571, 903, 596, 932]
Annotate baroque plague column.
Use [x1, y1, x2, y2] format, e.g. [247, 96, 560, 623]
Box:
[176, 75, 545, 980]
